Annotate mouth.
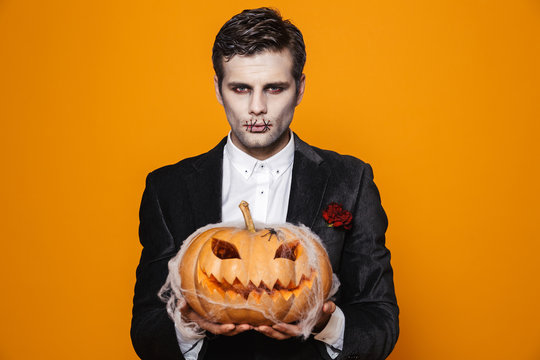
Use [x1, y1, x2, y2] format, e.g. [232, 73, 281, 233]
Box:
[243, 119, 272, 133]
[198, 269, 314, 301]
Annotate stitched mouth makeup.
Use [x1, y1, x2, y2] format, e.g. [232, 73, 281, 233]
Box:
[243, 119, 272, 133]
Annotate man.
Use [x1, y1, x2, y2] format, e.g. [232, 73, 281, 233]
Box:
[131, 7, 398, 360]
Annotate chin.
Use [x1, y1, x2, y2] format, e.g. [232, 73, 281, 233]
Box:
[237, 133, 279, 149]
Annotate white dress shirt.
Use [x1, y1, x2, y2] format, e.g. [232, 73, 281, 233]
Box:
[176, 132, 344, 359]
[221, 132, 295, 225]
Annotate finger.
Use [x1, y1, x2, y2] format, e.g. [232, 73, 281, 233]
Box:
[222, 323, 253, 336]
[235, 324, 253, 332]
[313, 301, 336, 332]
[178, 300, 186, 310]
[179, 302, 192, 316]
[181, 305, 203, 325]
[179, 305, 247, 336]
[255, 325, 293, 340]
[272, 323, 302, 337]
[323, 301, 336, 314]
[184, 309, 205, 323]
[203, 322, 236, 335]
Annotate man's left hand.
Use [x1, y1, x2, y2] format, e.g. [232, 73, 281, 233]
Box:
[255, 301, 336, 340]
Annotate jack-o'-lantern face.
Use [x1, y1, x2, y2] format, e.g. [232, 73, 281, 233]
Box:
[201, 235, 311, 301]
[179, 203, 333, 325]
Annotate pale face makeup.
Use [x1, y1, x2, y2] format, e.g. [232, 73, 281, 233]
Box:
[215, 50, 305, 160]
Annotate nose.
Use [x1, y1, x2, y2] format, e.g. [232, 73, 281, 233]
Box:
[249, 90, 267, 115]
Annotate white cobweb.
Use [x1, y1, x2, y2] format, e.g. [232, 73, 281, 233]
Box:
[159, 222, 340, 340]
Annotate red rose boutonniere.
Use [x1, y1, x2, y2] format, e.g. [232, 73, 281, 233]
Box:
[322, 202, 353, 230]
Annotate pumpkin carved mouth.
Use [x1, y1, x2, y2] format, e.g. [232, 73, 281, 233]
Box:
[198, 268, 315, 301]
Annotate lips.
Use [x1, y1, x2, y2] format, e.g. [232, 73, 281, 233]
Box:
[249, 125, 269, 133]
[243, 120, 272, 133]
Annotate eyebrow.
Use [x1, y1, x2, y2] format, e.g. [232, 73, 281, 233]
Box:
[264, 82, 291, 89]
[227, 82, 251, 89]
[227, 81, 291, 89]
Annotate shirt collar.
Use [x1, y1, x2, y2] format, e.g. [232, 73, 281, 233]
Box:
[224, 130, 295, 180]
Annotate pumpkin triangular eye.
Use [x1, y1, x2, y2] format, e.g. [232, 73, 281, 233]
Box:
[212, 238, 241, 259]
[274, 242, 298, 261]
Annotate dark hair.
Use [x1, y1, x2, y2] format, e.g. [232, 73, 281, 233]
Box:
[212, 7, 306, 93]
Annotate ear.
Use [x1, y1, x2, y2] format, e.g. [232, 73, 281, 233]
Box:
[214, 75, 224, 106]
[295, 74, 306, 106]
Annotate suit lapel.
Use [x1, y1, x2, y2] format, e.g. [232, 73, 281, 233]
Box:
[185, 138, 227, 229]
[286, 134, 330, 228]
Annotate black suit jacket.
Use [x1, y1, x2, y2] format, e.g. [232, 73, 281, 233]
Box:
[131, 134, 399, 360]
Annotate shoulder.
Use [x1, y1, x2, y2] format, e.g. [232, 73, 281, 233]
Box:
[315, 146, 375, 190]
[148, 154, 201, 182]
[295, 135, 373, 179]
[313, 145, 368, 168]
[145, 137, 226, 187]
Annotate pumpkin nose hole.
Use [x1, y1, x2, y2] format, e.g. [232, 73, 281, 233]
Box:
[274, 242, 298, 261]
[212, 238, 241, 259]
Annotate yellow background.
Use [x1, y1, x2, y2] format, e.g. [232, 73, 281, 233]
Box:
[1, 0, 539, 359]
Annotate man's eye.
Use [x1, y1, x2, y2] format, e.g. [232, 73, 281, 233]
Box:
[267, 87, 283, 94]
[233, 87, 249, 93]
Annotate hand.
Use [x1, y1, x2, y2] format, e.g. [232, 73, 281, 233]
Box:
[255, 301, 336, 340]
[313, 301, 336, 332]
[179, 302, 252, 336]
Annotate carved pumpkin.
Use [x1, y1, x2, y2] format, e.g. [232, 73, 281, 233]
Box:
[179, 201, 333, 326]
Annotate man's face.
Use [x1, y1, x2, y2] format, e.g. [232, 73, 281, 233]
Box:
[215, 49, 305, 159]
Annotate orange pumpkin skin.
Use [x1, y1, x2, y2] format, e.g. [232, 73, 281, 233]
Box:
[179, 225, 333, 326]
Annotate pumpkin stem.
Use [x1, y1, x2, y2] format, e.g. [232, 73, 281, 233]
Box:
[239, 201, 256, 233]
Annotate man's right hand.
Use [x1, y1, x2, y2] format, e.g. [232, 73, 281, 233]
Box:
[180, 302, 252, 336]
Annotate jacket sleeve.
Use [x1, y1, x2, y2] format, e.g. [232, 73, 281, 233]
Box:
[337, 163, 399, 359]
[130, 173, 184, 360]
